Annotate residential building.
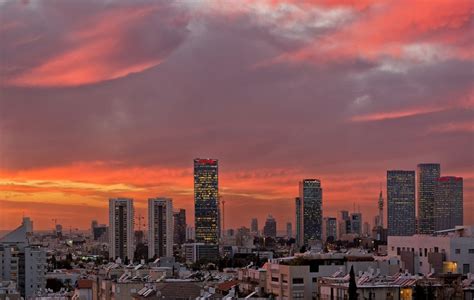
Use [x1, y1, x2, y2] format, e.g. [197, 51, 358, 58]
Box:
[148, 197, 174, 258]
[109, 198, 134, 261]
[388, 226, 474, 275]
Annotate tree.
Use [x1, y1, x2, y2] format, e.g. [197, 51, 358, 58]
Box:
[348, 265, 358, 300]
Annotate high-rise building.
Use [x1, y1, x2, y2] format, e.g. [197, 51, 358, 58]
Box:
[295, 197, 303, 246]
[300, 179, 323, 244]
[251, 218, 258, 234]
[148, 198, 174, 258]
[417, 163, 441, 234]
[174, 209, 187, 245]
[338, 210, 351, 237]
[350, 212, 362, 236]
[286, 222, 292, 239]
[434, 177, 463, 231]
[194, 158, 219, 244]
[0, 218, 46, 299]
[109, 198, 134, 261]
[263, 215, 277, 238]
[378, 190, 384, 228]
[387, 170, 416, 236]
[91, 220, 98, 236]
[323, 217, 337, 242]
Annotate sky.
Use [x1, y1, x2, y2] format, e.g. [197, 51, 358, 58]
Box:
[0, 0, 473, 232]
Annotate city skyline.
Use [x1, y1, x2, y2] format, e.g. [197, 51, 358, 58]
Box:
[1, 0, 473, 231]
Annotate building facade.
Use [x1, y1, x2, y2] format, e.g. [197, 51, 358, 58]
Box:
[109, 198, 134, 261]
[251, 218, 258, 234]
[194, 158, 219, 244]
[295, 197, 302, 246]
[300, 179, 323, 244]
[173, 209, 186, 245]
[263, 215, 277, 238]
[417, 163, 441, 234]
[148, 197, 174, 258]
[434, 177, 463, 231]
[387, 170, 416, 236]
[323, 217, 337, 242]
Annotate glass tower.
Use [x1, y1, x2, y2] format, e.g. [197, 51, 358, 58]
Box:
[194, 158, 219, 244]
[300, 179, 323, 244]
[387, 170, 416, 236]
[417, 163, 441, 234]
[434, 176, 463, 231]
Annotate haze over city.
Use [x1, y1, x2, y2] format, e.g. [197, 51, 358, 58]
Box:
[1, 0, 473, 231]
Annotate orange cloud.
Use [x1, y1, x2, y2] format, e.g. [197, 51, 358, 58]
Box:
[350, 106, 446, 122]
[4, 4, 188, 87]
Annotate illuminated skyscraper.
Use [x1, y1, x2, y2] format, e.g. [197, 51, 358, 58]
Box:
[387, 170, 416, 236]
[194, 158, 219, 244]
[434, 177, 463, 231]
[417, 163, 441, 234]
[148, 197, 173, 258]
[109, 198, 134, 261]
[295, 197, 303, 246]
[323, 217, 337, 242]
[300, 179, 323, 243]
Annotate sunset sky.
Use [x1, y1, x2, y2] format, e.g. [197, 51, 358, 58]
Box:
[0, 0, 473, 231]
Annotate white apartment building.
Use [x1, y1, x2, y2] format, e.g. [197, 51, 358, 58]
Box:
[388, 226, 474, 275]
[109, 198, 134, 262]
[148, 197, 174, 258]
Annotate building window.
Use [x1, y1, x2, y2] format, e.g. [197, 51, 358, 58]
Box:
[463, 264, 470, 274]
[468, 249, 474, 254]
[271, 277, 278, 282]
[434, 247, 439, 253]
[424, 248, 427, 257]
[455, 249, 461, 254]
[292, 278, 304, 284]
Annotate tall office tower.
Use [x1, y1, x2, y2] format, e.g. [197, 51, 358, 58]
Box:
[338, 210, 351, 237]
[350, 213, 362, 236]
[387, 170, 416, 236]
[323, 217, 337, 242]
[434, 177, 463, 231]
[417, 163, 441, 234]
[300, 179, 323, 244]
[91, 220, 98, 235]
[109, 198, 134, 261]
[263, 215, 277, 238]
[148, 198, 173, 258]
[251, 218, 258, 234]
[174, 209, 187, 245]
[194, 158, 219, 244]
[378, 190, 384, 228]
[295, 197, 303, 246]
[286, 222, 292, 239]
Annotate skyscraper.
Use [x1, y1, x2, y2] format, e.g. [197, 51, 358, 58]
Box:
[251, 218, 258, 234]
[148, 197, 174, 258]
[194, 158, 219, 244]
[387, 170, 416, 236]
[350, 212, 362, 236]
[323, 217, 337, 242]
[295, 197, 302, 246]
[417, 163, 441, 234]
[174, 209, 187, 246]
[434, 177, 463, 231]
[109, 198, 134, 261]
[300, 179, 323, 243]
[286, 222, 292, 239]
[377, 190, 384, 228]
[263, 215, 277, 238]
